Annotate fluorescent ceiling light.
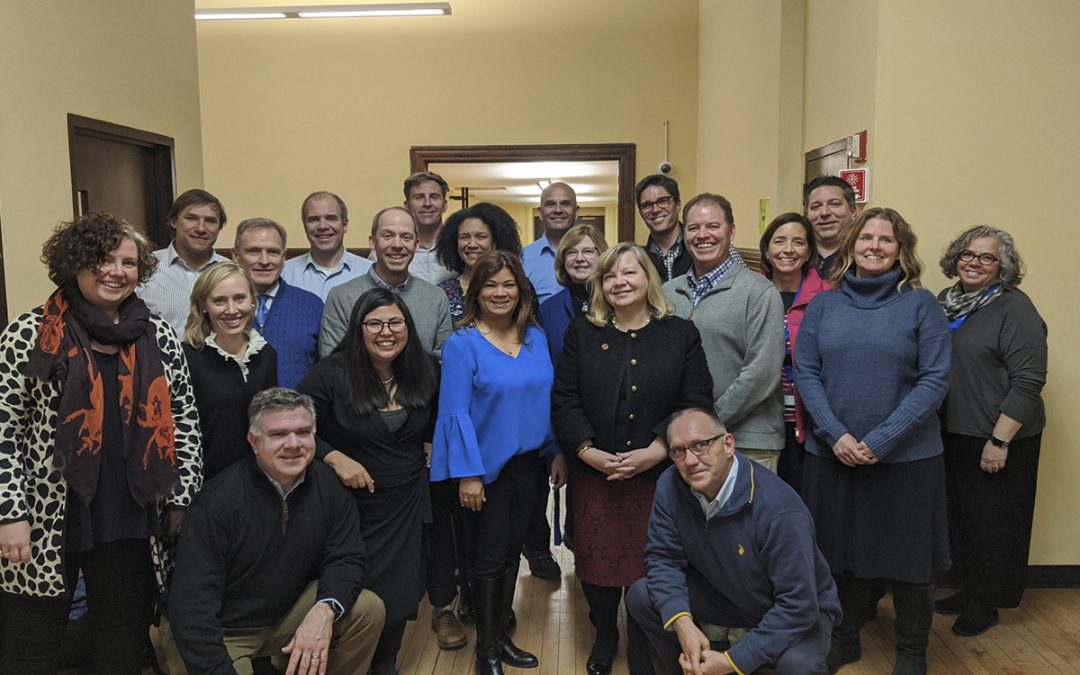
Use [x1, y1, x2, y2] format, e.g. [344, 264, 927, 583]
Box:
[195, 12, 287, 20]
[195, 3, 451, 21]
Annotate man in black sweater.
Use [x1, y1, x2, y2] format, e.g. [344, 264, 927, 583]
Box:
[169, 388, 385, 675]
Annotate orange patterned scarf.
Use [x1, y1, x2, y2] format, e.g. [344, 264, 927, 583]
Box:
[25, 288, 179, 506]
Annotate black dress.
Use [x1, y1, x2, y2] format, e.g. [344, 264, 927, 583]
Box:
[297, 355, 433, 626]
[183, 337, 278, 481]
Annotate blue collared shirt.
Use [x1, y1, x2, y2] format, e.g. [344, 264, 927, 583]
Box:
[691, 454, 741, 520]
[522, 235, 562, 304]
[687, 255, 737, 307]
[282, 250, 371, 302]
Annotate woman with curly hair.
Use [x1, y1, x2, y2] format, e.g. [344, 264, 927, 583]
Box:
[434, 202, 523, 322]
[0, 213, 202, 674]
[933, 226, 1047, 637]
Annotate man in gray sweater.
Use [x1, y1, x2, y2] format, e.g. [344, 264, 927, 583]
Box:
[663, 193, 786, 471]
[320, 206, 452, 358]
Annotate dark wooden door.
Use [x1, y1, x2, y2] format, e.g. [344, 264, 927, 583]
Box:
[68, 114, 176, 247]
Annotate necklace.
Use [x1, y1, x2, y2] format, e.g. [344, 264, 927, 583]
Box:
[612, 315, 651, 331]
[381, 375, 396, 387]
[476, 322, 519, 356]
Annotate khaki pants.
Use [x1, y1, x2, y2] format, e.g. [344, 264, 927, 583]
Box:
[159, 582, 385, 675]
[739, 448, 780, 474]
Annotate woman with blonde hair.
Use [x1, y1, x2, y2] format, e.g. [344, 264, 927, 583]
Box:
[796, 207, 951, 674]
[552, 243, 712, 675]
[183, 262, 277, 480]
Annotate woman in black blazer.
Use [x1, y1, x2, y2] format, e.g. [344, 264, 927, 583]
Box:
[552, 243, 713, 675]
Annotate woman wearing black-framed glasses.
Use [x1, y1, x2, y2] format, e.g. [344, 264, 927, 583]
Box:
[298, 288, 438, 674]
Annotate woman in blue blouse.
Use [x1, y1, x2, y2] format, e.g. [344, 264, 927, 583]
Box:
[431, 250, 563, 675]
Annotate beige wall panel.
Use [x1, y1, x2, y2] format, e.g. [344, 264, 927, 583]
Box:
[195, 0, 699, 248]
[872, 0, 1080, 563]
[0, 0, 204, 315]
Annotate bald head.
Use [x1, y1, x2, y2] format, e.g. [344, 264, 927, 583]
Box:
[538, 182, 579, 242]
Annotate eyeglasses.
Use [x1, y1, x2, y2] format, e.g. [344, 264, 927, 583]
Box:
[565, 247, 599, 260]
[668, 434, 724, 461]
[639, 195, 675, 213]
[362, 318, 407, 334]
[958, 250, 999, 266]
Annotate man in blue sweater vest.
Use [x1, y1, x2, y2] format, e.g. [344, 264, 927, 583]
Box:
[627, 408, 840, 675]
[234, 218, 324, 388]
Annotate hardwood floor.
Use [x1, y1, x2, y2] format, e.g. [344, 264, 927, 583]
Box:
[397, 545, 1080, 674]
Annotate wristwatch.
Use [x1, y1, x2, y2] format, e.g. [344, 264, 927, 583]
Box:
[988, 435, 1009, 448]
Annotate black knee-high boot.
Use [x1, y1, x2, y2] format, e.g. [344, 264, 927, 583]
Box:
[580, 581, 620, 675]
[892, 581, 933, 675]
[473, 574, 505, 675]
[500, 563, 538, 668]
[827, 573, 870, 673]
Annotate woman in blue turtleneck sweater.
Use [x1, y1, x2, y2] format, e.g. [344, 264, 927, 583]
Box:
[795, 207, 951, 675]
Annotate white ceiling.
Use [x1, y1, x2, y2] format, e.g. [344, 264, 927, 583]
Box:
[429, 160, 619, 205]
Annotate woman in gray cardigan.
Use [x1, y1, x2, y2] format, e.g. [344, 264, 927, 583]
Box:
[935, 226, 1048, 637]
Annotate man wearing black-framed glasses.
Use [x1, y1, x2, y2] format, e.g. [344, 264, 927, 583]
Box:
[636, 175, 743, 282]
[627, 407, 840, 675]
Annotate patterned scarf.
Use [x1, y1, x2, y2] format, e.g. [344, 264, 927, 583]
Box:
[939, 281, 1004, 330]
[24, 287, 178, 506]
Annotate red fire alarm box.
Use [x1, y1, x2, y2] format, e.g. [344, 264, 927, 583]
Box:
[839, 169, 868, 204]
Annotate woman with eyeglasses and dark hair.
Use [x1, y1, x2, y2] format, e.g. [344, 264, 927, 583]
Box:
[297, 288, 438, 674]
[431, 250, 561, 675]
[933, 226, 1047, 638]
[795, 207, 951, 674]
[757, 212, 830, 490]
[552, 243, 712, 675]
[435, 202, 524, 322]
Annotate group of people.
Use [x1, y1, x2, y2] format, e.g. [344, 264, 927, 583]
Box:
[0, 169, 1047, 675]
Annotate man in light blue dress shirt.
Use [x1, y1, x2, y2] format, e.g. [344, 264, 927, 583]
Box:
[522, 182, 579, 304]
[137, 188, 229, 336]
[282, 191, 371, 301]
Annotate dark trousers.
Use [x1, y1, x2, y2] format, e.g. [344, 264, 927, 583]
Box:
[944, 433, 1041, 608]
[777, 422, 805, 492]
[467, 452, 542, 577]
[426, 478, 464, 608]
[0, 537, 154, 675]
[522, 461, 553, 553]
[626, 574, 832, 675]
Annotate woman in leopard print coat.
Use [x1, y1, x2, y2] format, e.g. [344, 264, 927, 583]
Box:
[0, 214, 202, 673]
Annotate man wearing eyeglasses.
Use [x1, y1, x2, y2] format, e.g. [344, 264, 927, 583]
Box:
[627, 408, 840, 675]
[637, 175, 743, 282]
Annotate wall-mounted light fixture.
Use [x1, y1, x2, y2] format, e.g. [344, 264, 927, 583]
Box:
[195, 2, 451, 20]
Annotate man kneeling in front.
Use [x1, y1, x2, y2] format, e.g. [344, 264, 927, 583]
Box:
[627, 408, 840, 675]
[170, 388, 385, 674]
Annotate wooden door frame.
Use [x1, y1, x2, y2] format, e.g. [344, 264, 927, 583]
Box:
[68, 114, 177, 246]
[410, 143, 637, 243]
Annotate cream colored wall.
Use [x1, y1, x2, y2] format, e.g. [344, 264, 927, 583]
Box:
[697, 0, 806, 246]
[803, 0, 878, 181]
[0, 1, 204, 315]
[195, 0, 699, 250]
[869, 0, 1080, 564]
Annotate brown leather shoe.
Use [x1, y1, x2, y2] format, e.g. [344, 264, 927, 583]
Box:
[431, 607, 468, 650]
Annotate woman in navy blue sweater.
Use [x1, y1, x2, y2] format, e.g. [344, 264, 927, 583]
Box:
[795, 208, 951, 675]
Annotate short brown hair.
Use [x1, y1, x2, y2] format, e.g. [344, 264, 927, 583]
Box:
[41, 213, 157, 288]
[168, 188, 227, 228]
[403, 171, 448, 199]
[554, 224, 609, 286]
